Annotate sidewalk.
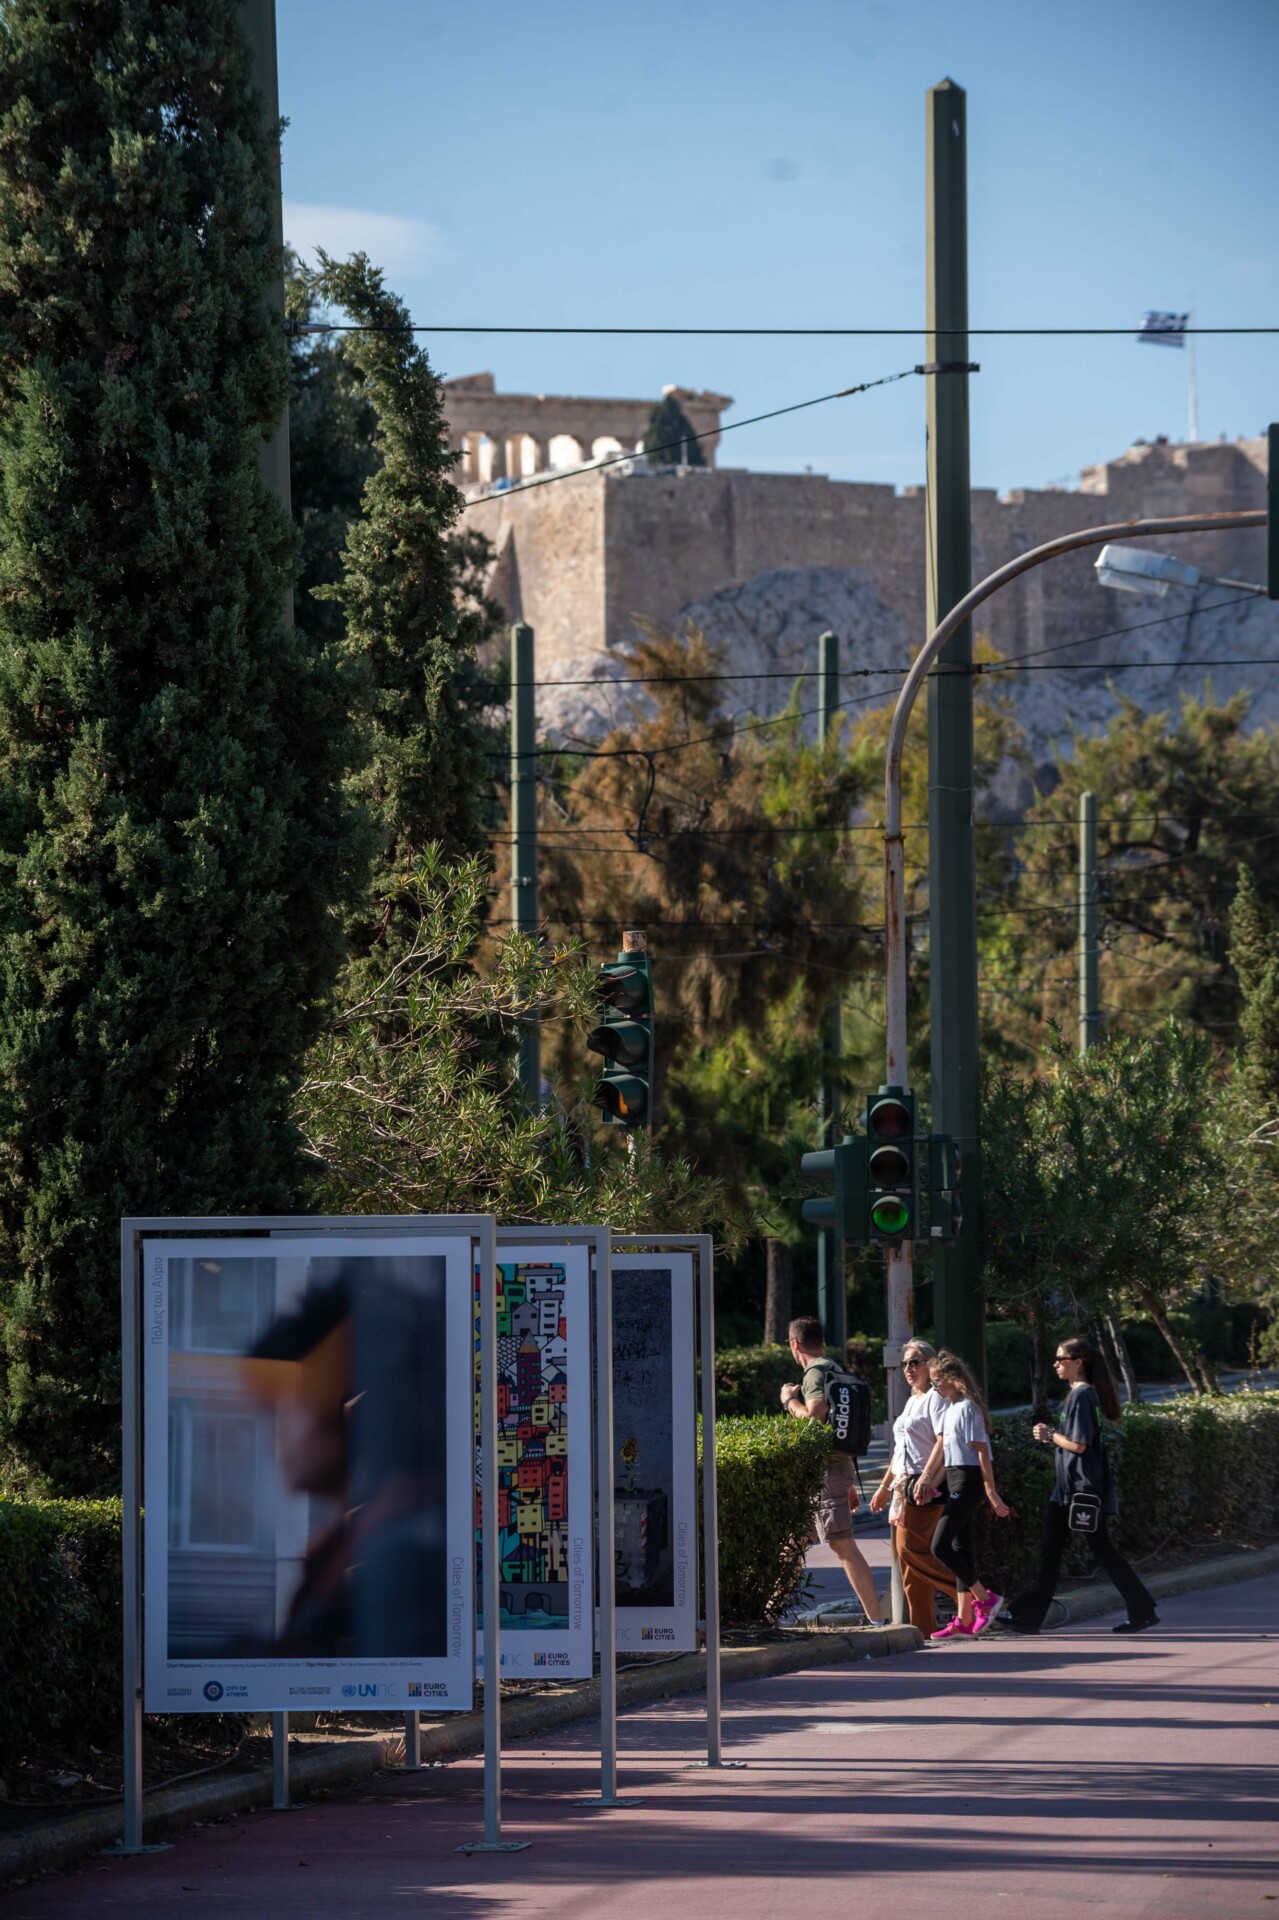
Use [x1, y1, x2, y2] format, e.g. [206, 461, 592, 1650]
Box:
[7, 1573, 1275, 1918]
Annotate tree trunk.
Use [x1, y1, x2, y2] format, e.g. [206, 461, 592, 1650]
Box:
[1135, 1286, 1202, 1394]
[1105, 1312, 1141, 1403]
[763, 1239, 794, 1346]
[1030, 1310, 1051, 1421]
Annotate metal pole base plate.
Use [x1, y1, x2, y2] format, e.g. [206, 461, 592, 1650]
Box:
[100, 1842, 172, 1857]
[455, 1839, 531, 1854]
[687, 1759, 747, 1770]
[571, 1794, 644, 1808]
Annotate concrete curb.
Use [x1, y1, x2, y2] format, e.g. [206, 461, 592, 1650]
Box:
[7, 1546, 1277, 1887]
[1050, 1538, 1279, 1627]
[0, 1625, 919, 1885]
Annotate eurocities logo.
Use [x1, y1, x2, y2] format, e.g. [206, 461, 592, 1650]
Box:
[641, 1627, 676, 1642]
[532, 1651, 571, 1668]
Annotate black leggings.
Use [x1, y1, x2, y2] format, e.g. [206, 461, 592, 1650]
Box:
[931, 1464, 985, 1593]
[1008, 1501, 1155, 1630]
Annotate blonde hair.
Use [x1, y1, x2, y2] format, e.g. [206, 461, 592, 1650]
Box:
[929, 1348, 988, 1423]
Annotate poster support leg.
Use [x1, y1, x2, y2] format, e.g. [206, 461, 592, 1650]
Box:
[101, 1226, 171, 1858]
[688, 1237, 744, 1772]
[272, 1714, 290, 1809]
[458, 1222, 528, 1854]
[575, 1234, 641, 1809]
[400, 1711, 422, 1770]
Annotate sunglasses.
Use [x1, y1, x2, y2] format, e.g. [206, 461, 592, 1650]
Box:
[902, 1357, 925, 1369]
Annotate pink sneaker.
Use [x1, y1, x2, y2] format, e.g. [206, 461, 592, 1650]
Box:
[971, 1591, 1004, 1634]
[930, 1617, 973, 1640]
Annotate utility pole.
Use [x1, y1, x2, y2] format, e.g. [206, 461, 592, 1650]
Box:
[510, 622, 540, 1109]
[241, 0, 293, 624]
[1078, 792, 1099, 1056]
[925, 78, 984, 1382]
[815, 632, 846, 1351]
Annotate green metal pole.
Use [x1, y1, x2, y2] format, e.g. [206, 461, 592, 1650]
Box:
[1078, 791, 1099, 1056]
[510, 622, 541, 1108]
[814, 632, 846, 1350]
[241, 0, 293, 626]
[925, 80, 984, 1381]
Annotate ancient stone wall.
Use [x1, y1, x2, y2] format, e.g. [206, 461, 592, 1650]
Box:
[463, 433, 1269, 681]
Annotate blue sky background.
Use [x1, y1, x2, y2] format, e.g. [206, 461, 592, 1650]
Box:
[276, 0, 1277, 494]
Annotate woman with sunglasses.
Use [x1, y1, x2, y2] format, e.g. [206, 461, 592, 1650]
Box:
[1004, 1336, 1158, 1636]
[869, 1341, 959, 1637]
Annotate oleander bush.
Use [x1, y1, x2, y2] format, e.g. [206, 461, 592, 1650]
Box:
[973, 1391, 1279, 1597]
[706, 1414, 832, 1628]
[0, 1497, 122, 1776]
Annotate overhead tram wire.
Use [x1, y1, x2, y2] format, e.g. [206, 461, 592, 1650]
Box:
[459, 366, 923, 507]
[296, 322, 1278, 337]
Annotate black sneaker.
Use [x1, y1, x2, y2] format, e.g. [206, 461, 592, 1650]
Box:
[1001, 1619, 1040, 1635]
[1112, 1613, 1159, 1634]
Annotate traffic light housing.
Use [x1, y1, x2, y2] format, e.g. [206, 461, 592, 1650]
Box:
[929, 1133, 962, 1243]
[587, 952, 653, 1128]
[800, 1138, 867, 1243]
[865, 1086, 917, 1244]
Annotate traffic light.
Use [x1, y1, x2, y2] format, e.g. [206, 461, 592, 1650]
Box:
[586, 952, 653, 1128]
[929, 1133, 962, 1243]
[865, 1086, 917, 1244]
[800, 1137, 867, 1243]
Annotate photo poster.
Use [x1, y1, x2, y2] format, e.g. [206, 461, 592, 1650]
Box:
[142, 1233, 475, 1713]
[474, 1244, 592, 1679]
[609, 1252, 698, 1653]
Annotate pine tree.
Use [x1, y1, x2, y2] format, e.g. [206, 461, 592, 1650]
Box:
[0, 0, 366, 1491]
[306, 254, 495, 944]
[642, 394, 706, 467]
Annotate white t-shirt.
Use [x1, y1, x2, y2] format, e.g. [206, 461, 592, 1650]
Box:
[941, 1396, 988, 1468]
[892, 1387, 947, 1476]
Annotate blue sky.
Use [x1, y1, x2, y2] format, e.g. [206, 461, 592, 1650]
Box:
[276, 0, 1277, 494]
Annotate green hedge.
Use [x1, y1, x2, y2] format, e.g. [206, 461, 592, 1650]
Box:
[0, 1496, 122, 1775]
[973, 1391, 1279, 1597]
[714, 1336, 887, 1424]
[705, 1414, 832, 1628]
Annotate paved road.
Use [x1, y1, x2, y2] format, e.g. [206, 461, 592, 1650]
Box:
[8, 1575, 1276, 1919]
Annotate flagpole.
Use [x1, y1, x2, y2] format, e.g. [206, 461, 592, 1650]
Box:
[1187, 309, 1199, 443]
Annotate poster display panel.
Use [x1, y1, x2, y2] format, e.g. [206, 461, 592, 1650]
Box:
[143, 1234, 474, 1712]
[609, 1252, 697, 1652]
[474, 1245, 592, 1679]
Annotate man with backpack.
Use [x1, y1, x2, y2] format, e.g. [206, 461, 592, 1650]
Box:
[780, 1315, 885, 1626]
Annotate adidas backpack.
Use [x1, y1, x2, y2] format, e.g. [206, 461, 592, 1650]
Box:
[822, 1363, 873, 1458]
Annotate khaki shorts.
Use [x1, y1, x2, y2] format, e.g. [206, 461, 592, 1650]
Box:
[812, 1455, 857, 1545]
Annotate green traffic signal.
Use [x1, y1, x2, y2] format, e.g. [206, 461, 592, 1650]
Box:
[865, 1086, 916, 1244]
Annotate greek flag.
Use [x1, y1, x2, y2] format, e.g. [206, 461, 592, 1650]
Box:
[1137, 311, 1189, 349]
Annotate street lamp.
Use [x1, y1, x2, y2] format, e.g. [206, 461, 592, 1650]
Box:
[878, 507, 1266, 1434]
[1094, 542, 1265, 598]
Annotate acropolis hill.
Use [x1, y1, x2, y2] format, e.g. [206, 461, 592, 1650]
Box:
[443, 374, 1277, 780]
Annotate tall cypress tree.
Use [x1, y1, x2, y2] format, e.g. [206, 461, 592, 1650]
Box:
[0, 0, 366, 1491]
[307, 253, 494, 944]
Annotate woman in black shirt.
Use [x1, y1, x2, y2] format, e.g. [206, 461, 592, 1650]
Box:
[1005, 1336, 1157, 1635]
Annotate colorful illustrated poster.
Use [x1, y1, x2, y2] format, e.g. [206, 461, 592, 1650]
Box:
[475, 1245, 592, 1679]
[142, 1234, 474, 1713]
[610, 1253, 697, 1652]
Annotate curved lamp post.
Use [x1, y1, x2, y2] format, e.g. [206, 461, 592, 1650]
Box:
[880, 507, 1268, 1422]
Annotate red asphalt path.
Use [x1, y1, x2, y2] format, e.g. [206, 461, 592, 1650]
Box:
[6, 1575, 1277, 1920]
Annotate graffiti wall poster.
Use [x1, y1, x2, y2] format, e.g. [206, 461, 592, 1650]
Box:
[142, 1235, 475, 1712]
[475, 1246, 592, 1679]
[609, 1253, 697, 1652]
